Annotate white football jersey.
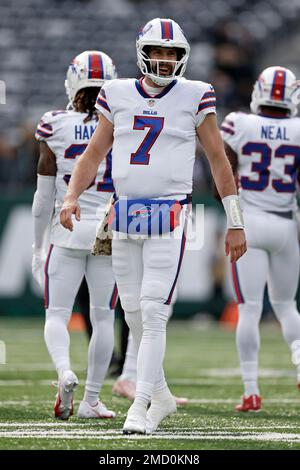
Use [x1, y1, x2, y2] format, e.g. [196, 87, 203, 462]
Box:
[35, 109, 114, 249]
[95, 77, 216, 199]
[221, 112, 300, 212]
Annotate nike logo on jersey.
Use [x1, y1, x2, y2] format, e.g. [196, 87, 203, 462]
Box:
[261, 125, 289, 141]
[74, 124, 97, 140]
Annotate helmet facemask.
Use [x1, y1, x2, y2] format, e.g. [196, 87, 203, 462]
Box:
[136, 18, 190, 87]
[138, 45, 188, 86]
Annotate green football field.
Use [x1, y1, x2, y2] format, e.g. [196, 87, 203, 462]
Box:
[0, 317, 300, 450]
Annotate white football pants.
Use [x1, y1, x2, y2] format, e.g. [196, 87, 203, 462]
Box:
[112, 211, 187, 403]
[233, 209, 300, 381]
[44, 245, 117, 396]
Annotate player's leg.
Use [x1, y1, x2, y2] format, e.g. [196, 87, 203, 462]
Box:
[112, 236, 144, 356]
[112, 236, 145, 432]
[112, 297, 184, 402]
[268, 216, 300, 385]
[77, 253, 116, 418]
[112, 332, 137, 400]
[112, 286, 188, 405]
[44, 245, 85, 418]
[76, 278, 93, 338]
[131, 221, 187, 433]
[233, 239, 269, 411]
[112, 308, 169, 402]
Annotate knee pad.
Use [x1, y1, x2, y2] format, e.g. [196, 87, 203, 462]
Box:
[141, 300, 169, 331]
[45, 307, 70, 324]
[141, 280, 169, 302]
[120, 294, 140, 313]
[238, 301, 262, 320]
[90, 307, 114, 326]
[124, 310, 143, 347]
[270, 300, 297, 319]
[124, 309, 141, 327]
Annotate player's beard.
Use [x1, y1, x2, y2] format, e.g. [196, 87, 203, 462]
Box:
[151, 60, 176, 78]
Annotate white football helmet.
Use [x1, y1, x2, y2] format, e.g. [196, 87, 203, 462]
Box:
[65, 50, 117, 105]
[250, 66, 300, 116]
[136, 18, 190, 86]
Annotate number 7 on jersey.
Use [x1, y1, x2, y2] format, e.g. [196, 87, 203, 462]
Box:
[130, 116, 164, 165]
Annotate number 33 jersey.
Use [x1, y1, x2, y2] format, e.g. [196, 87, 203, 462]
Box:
[35, 109, 114, 249]
[95, 78, 216, 199]
[221, 112, 300, 212]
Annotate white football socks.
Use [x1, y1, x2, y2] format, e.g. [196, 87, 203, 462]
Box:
[236, 302, 261, 396]
[83, 306, 114, 406]
[119, 333, 137, 381]
[240, 361, 259, 396]
[44, 308, 71, 377]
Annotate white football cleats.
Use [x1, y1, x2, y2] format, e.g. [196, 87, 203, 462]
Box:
[122, 403, 147, 435]
[77, 400, 116, 419]
[53, 370, 78, 420]
[146, 388, 177, 434]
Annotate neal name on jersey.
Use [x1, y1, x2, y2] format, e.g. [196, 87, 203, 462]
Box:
[221, 112, 300, 213]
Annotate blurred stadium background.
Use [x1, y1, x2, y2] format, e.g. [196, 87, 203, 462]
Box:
[1, 0, 300, 323]
[2, 0, 300, 451]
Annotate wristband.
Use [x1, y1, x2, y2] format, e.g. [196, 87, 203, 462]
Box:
[222, 195, 244, 229]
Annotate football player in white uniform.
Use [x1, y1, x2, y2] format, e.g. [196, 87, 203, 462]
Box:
[220, 66, 300, 412]
[60, 18, 246, 434]
[32, 51, 118, 420]
[112, 292, 189, 405]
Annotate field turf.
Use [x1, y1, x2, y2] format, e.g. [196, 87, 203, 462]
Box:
[0, 317, 300, 450]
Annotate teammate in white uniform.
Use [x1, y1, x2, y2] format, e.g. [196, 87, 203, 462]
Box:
[60, 18, 246, 434]
[32, 51, 118, 420]
[221, 66, 300, 412]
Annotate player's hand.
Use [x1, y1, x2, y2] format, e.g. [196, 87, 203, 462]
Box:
[60, 197, 81, 231]
[32, 248, 46, 288]
[225, 228, 247, 263]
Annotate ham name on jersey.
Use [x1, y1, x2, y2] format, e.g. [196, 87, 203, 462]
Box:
[35, 109, 114, 249]
[35, 109, 114, 219]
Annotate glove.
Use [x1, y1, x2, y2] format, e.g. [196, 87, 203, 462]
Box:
[92, 221, 112, 256]
[32, 247, 47, 288]
[91, 196, 114, 256]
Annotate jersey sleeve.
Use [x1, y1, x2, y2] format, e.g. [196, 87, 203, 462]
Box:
[95, 85, 113, 123]
[35, 112, 55, 142]
[195, 84, 216, 128]
[220, 112, 239, 152]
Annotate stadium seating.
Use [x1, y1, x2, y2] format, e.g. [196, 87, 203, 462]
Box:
[1, 0, 300, 137]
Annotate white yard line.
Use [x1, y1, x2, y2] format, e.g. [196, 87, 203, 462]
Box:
[0, 430, 300, 442]
[188, 398, 300, 404]
[0, 378, 293, 387]
[0, 364, 88, 372]
[0, 379, 115, 387]
[1, 423, 299, 431]
[202, 368, 295, 378]
[0, 420, 300, 437]
[0, 397, 299, 406]
[0, 366, 294, 379]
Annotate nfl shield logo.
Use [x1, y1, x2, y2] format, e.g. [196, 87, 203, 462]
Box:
[147, 99, 155, 107]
